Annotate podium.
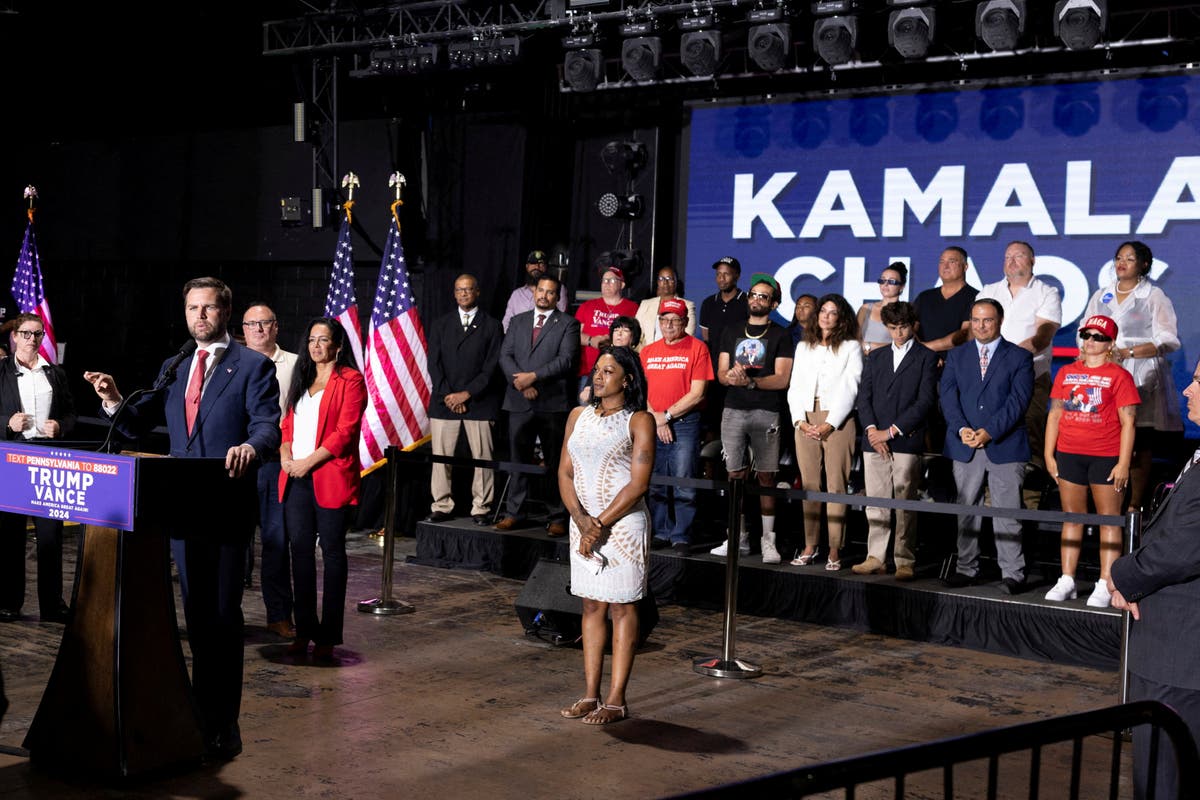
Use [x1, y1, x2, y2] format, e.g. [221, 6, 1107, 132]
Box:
[21, 454, 253, 779]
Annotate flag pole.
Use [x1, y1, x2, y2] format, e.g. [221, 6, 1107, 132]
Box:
[357, 171, 416, 617]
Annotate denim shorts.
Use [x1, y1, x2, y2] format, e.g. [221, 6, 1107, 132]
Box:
[720, 407, 781, 473]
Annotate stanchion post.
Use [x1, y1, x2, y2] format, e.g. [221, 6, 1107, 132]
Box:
[693, 477, 762, 679]
[1118, 508, 1141, 705]
[358, 445, 415, 615]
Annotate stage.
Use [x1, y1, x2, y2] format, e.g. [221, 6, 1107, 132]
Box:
[410, 516, 1122, 672]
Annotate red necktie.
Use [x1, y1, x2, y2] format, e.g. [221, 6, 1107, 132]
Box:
[532, 313, 546, 344]
[185, 349, 209, 435]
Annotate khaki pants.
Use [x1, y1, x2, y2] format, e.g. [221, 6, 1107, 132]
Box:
[430, 417, 495, 516]
[794, 401, 857, 550]
[863, 451, 923, 567]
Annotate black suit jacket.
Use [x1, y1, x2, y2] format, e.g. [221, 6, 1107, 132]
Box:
[499, 308, 580, 413]
[856, 341, 939, 455]
[427, 308, 504, 421]
[1111, 454, 1200, 690]
[0, 357, 77, 441]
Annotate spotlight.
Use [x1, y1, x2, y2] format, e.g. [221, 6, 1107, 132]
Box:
[748, 23, 791, 72]
[563, 48, 603, 92]
[975, 0, 1025, 51]
[813, 16, 857, 66]
[1054, 0, 1105, 51]
[888, 7, 935, 59]
[680, 30, 721, 77]
[621, 36, 662, 81]
[601, 140, 647, 175]
[448, 41, 473, 69]
[597, 192, 644, 219]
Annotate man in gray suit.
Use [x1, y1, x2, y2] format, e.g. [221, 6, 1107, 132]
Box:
[1110, 356, 1200, 800]
[496, 274, 580, 536]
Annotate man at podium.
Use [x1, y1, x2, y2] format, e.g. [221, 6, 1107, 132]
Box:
[84, 276, 280, 763]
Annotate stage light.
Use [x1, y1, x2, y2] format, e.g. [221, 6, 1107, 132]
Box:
[813, 16, 857, 65]
[748, 23, 791, 72]
[600, 140, 647, 175]
[597, 192, 644, 219]
[680, 30, 721, 77]
[1054, 0, 1105, 51]
[563, 48, 603, 92]
[621, 36, 661, 81]
[975, 0, 1025, 51]
[888, 7, 935, 59]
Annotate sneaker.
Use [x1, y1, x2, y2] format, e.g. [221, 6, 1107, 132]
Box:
[761, 540, 781, 564]
[1044, 574, 1077, 602]
[709, 539, 751, 557]
[1086, 580, 1112, 608]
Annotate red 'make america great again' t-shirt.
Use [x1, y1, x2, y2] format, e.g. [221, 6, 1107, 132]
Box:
[1050, 360, 1140, 457]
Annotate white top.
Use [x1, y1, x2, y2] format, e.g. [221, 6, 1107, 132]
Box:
[788, 340, 863, 430]
[1085, 279, 1183, 431]
[270, 346, 298, 415]
[14, 355, 53, 439]
[291, 388, 323, 459]
[977, 276, 1062, 376]
[184, 334, 230, 397]
[891, 338, 914, 372]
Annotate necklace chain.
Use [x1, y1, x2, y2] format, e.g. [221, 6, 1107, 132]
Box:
[743, 323, 769, 340]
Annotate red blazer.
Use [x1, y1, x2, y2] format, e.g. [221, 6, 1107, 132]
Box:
[278, 365, 368, 508]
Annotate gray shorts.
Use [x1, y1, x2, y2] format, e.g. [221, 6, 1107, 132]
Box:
[720, 407, 781, 473]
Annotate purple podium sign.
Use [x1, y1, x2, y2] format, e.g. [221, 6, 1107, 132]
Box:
[0, 442, 137, 530]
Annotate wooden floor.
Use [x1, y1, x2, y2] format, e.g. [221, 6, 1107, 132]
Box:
[0, 524, 1134, 799]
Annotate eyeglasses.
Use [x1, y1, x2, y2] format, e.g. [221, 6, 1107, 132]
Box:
[16, 330, 45, 340]
[601, 277, 622, 284]
[748, 291, 773, 301]
[1078, 331, 1112, 343]
[877, 278, 903, 286]
[656, 275, 676, 282]
[242, 319, 276, 330]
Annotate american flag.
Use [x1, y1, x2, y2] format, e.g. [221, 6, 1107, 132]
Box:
[12, 212, 58, 364]
[323, 207, 365, 371]
[359, 206, 431, 468]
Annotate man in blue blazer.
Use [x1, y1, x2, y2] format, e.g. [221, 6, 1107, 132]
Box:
[496, 274, 580, 535]
[939, 298, 1033, 593]
[1110, 358, 1200, 799]
[85, 276, 280, 762]
[853, 301, 939, 580]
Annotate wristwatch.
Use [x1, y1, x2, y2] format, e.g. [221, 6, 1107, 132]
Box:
[748, 379, 758, 390]
[664, 410, 674, 423]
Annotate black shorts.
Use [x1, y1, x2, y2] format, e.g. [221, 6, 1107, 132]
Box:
[1055, 450, 1119, 486]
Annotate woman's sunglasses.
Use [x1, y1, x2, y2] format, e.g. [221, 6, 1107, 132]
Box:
[1078, 331, 1112, 343]
[877, 278, 904, 286]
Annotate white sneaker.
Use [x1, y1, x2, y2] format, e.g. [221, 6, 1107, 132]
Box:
[710, 538, 751, 557]
[1044, 574, 1077, 602]
[1087, 580, 1112, 608]
[761, 540, 781, 564]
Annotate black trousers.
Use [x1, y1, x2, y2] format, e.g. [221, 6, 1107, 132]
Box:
[0, 512, 67, 613]
[505, 409, 566, 520]
[283, 476, 350, 647]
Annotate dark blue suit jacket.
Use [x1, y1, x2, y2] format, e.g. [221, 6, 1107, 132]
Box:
[939, 337, 1033, 465]
[120, 340, 281, 459]
[499, 308, 580, 413]
[856, 341, 939, 456]
[1112, 455, 1200, 690]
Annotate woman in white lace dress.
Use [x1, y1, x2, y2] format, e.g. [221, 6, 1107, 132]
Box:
[1084, 240, 1182, 512]
[557, 346, 655, 725]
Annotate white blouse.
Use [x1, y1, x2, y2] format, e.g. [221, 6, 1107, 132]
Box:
[290, 389, 324, 458]
[787, 340, 863, 430]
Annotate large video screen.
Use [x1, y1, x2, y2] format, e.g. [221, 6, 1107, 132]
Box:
[683, 74, 1200, 436]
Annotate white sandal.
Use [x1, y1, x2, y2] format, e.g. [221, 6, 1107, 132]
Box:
[582, 703, 628, 725]
[560, 698, 600, 719]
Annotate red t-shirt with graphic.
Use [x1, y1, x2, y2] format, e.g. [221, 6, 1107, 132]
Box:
[576, 297, 638, 376]
[1050, 360, 1140, 457]
[639, 335, 714, 414]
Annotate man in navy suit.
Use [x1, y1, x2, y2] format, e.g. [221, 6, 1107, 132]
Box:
[853, 301, 939, 580]
[1110, 358, 1200, 799]
[496, 274, 580, 535]
[85, 276, 280, 762]
[939, 298, 1034, 593]
[426, 273, 504, 525]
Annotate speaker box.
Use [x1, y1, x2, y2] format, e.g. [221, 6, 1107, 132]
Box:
[514, 558, 658, 648]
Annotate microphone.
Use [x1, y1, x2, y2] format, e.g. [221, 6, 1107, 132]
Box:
[152, 339, 199, 391]
[99, 340, 198, 454]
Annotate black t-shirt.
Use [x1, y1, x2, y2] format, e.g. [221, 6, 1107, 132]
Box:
[914, 284, 978, 344]
[699, 290, 749, 367]
[718, 321, 795, 412]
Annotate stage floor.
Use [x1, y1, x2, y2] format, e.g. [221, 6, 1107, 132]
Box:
[0, 524, 1133, 799]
